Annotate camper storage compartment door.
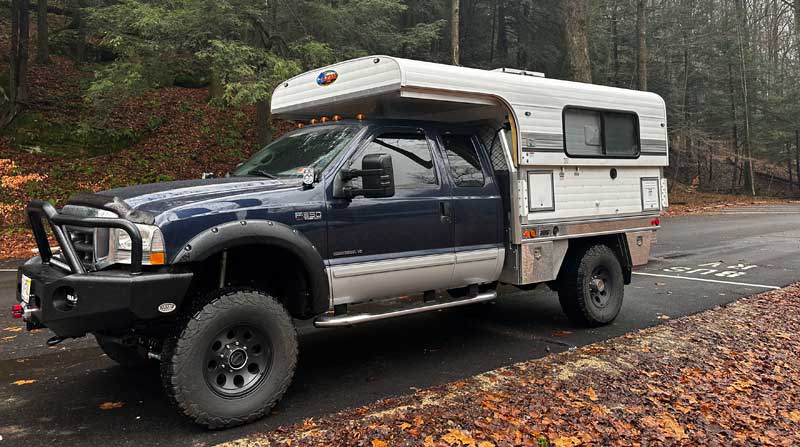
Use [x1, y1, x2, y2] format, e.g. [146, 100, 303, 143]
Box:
[527, 171, 555, 212]
[640, 177, 661, 211]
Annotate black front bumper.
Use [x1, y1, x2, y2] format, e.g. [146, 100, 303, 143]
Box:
[17, 258, 193, 338]
[18, 199, 192, 338]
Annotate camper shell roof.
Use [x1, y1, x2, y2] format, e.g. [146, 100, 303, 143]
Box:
[271, 56, 669, 167]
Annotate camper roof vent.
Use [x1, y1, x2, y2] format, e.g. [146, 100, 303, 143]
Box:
[492, 68, 546, 78]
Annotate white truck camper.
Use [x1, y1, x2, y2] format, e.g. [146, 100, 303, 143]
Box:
[271, 55, 669, 327]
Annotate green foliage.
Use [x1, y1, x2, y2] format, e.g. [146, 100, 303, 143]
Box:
[199, 40, 301, 106]
[290, 39, 336, 71]
[84, 0, 446, 113]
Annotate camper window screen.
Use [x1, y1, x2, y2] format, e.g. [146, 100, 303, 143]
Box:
[564, 108, 640, 158]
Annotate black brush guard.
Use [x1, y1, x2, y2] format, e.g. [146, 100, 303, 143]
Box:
[26, 199, 144, 275]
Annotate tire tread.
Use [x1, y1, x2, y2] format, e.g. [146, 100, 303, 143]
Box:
[160, 288, 298, 429]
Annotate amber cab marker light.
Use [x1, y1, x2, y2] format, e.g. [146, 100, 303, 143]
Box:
[149, 252, 166, 265]
[309, 119, 318, 125]
[333, 115, 342, 121]
[355, 114, 365, 120]
[320, 116, 329, 123]
[296, 123, 305, 128]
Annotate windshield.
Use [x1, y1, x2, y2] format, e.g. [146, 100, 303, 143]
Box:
[233, 125, 360, 180]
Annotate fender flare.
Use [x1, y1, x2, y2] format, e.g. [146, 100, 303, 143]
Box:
[172, 220, 330, 314]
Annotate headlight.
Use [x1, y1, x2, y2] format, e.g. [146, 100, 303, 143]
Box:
[108, 224, 166, 266]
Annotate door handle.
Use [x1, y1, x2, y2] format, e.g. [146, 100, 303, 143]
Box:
[440, 201, 453, 224]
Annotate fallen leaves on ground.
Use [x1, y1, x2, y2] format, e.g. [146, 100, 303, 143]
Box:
[218, 284, 800, 447]
[99, 402, 125, 410]
[11, 380, 36, 386]
[663, 187, 792, 217]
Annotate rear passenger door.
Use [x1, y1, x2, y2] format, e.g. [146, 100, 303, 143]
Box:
[436, 131, 504, 287]
[326, 126, 455, 304]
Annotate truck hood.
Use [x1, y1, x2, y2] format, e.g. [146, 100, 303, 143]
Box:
[102, 177, 298, 218]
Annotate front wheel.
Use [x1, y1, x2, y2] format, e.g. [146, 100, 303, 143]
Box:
[557, 244, 624, 327]
[161, 289, 298, 429]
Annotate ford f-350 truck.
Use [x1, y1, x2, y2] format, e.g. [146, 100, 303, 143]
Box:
[14, 56, 667, 428]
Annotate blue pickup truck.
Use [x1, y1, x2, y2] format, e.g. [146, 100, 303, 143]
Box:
[14, 56, 666, 428]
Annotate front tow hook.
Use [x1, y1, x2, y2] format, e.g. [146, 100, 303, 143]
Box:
[46, 336, 66, 347]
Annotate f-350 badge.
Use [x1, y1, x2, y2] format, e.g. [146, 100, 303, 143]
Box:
[295, 211, 322, 221]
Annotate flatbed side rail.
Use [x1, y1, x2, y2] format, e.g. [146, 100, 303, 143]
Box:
[26, 200, 144, 275]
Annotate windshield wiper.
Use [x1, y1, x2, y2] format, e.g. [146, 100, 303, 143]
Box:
[249, 169, 279, 180]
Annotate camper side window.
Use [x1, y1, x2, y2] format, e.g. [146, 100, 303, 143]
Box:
[564, 108, 639, 158]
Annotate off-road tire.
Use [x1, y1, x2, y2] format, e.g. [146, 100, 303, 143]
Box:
[160, 289, 298, 429]
[95, 334, 154, 369]
[557, 244, 624, 327]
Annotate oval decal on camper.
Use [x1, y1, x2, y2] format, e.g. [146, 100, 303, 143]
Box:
[316, 70, 338, 86]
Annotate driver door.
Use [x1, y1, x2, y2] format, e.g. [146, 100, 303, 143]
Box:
[326, 126, 455, 305]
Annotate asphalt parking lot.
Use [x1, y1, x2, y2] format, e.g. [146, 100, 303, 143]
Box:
[1, 203, 798, 446]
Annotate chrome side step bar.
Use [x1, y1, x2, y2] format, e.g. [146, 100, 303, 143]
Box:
[314, 291, 497, 328]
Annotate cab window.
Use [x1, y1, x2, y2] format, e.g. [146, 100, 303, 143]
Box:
[353, 131, 438, 189]
[441, 134, 485, 187]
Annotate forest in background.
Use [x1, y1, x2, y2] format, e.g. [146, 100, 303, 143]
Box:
[2, 0, 800, 235]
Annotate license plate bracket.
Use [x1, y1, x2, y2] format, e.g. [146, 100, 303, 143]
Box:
[20, 275, 32, 304]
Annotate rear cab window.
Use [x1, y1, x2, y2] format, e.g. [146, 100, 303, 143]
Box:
[440, 134, 486, 187]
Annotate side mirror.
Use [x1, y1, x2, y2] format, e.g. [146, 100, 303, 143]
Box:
[333, 153, 395, 199]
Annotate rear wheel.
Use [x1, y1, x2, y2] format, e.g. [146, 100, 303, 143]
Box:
[557, 244, 624, 327]
[161, 289, 298, 429]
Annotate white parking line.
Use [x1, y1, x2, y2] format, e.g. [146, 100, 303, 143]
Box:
[0, 269, 18, 272]
[632, 272, 781, 290]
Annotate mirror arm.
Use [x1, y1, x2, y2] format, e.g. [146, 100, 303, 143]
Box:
[341, 168, 385, 181]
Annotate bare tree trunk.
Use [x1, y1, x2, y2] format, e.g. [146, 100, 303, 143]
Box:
[728, 63, 740, 191]
[489, 0, 497, 63]
[9, 0, 20, 109]
[562, 0, 592, 83]
[255, 100, 272, 147]
[735, 0, 756, 196]
[787, 142, 794, 191]
[796, 129, 800, 192]
[36, 0, 48, 64]
[451, 0, 460, 65]
[610, 0, 620, 86]
[708, 147, 714, 188]
[72, 0, 86, 64]
[795, 1, 800, 65]
[5, 0, 30, 126]
[496, 0, 507, 60]
[636, 0, 648, 90]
